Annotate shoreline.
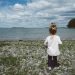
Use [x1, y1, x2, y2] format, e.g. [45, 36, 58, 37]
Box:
[0, 39, 75, 41]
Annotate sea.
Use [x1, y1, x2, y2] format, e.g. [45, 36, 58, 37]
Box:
[0, 27, 75, 40]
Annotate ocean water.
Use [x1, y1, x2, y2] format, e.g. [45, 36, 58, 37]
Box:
[0, 27, 75, 40]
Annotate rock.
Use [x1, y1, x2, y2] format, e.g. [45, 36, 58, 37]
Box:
[67, 18, 75, 28]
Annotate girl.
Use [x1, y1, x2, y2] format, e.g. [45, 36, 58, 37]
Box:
[44, 23, 62, 70]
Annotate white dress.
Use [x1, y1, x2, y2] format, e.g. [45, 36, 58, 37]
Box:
[44, 35, 62, 56]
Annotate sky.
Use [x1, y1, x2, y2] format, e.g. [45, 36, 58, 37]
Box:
[0, 0, 75, 28]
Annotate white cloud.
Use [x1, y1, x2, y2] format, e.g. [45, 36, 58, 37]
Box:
[12, 3, 24, 11]
[26, 0, 50, 9]
[36, 12, 49, 17]
[0, 0, 75, 27]
[0, 12, 5, 18]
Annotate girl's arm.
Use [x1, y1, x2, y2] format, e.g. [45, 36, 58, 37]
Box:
[44, 37, 48, 48]
[58, 36, 62, 44]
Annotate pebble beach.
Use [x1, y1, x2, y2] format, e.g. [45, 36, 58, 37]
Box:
[0, 40, 75, 75]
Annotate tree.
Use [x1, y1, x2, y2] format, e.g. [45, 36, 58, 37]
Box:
[67, 18, 75, 28]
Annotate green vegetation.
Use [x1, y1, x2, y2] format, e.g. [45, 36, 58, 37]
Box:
[0, 40, 75, 75]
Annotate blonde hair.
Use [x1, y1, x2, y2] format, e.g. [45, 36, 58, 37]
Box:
[49, 23, 57, 35]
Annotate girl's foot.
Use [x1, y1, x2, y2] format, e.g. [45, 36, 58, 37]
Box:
[48, 67, 51, 70]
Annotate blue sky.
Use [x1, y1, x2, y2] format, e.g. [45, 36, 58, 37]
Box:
[0, 0, 75, 28]
[0, 0, 28, 6]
